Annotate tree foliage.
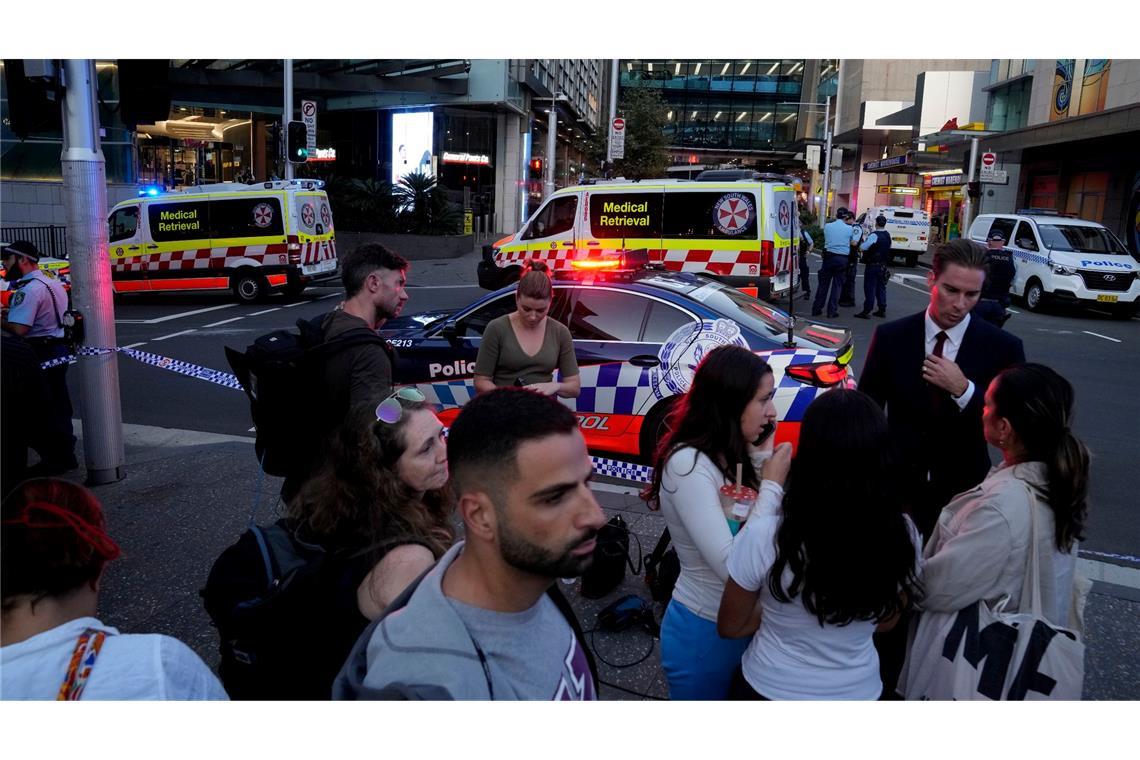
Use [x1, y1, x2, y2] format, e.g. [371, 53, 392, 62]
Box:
[584, 85, 671, 180]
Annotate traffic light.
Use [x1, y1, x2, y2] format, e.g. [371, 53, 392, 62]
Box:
[4, 60, 61, 139]
[286, 121, 308, 163]
[967, 181, 981, 198]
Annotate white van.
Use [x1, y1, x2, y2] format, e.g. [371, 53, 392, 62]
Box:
[858, 206, 929, 267]
[106, 180, 338, 303]
[968, 211, 1139, 319]
[478, 176, 800, 301]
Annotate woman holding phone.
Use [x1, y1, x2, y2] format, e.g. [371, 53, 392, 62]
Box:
[642, 345, 782, 700]
[473, 261, 579, 398]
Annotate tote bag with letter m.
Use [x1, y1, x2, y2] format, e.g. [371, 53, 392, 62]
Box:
[901, 485, 1085, 700]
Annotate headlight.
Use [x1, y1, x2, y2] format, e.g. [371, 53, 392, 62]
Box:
[1052, 265, 1076, 276]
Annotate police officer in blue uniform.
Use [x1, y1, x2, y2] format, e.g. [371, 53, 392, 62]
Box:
[854, 215, 892, 319]
[972, 230, 1016, 328]
[812, 208, 859, 319]
[838, 210, 864, 307]
[2, 240, 78, 475]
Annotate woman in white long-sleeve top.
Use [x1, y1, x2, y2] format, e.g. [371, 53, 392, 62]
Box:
[717, 389, 924, 700]
[899, 363, 1090, 696]
[642, 345, 779, 700]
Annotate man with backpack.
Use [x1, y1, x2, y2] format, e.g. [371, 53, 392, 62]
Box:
[855, 215, 892, 319]
[334, 388, 605, 700]
[278, 243, 409, 501]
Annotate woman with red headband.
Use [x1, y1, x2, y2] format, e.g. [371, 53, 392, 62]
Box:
[1, 478, 227, 700]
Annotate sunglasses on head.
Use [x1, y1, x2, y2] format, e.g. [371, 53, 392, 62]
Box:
[375, 387, 427, 424]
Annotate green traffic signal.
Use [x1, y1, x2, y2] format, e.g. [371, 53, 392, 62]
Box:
[286, 121, 309, 164]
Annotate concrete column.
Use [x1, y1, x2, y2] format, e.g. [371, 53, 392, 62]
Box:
[494, 112, 524, 235]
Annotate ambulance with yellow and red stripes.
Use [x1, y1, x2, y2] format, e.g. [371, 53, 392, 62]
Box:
[106, 180, 338, 302]
[478, 174, 800, 300]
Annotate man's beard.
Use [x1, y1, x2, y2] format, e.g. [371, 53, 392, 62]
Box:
[3, 267, 22, 283]
[496, 516, 598, 579]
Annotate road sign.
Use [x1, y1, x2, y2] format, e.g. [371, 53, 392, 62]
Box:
[979, 151, 996, 181]
[608, 117, 625, 161]
[301, 100, 317, 153]
[983, 170, 1008, 184]
[805, 144, 821, 170]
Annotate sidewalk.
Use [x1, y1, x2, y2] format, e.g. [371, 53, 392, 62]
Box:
[75, 422, 1139, 700]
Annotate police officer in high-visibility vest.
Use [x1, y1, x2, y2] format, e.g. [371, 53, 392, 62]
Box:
[1, 240, 78, 475]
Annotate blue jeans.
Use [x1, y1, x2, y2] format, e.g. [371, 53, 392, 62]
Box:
[863, 263, 887, 313]
[660, 600, 751, 700]
[812, 255, 848, 316]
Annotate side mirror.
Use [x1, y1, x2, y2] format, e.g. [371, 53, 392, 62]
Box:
[441, 322, 459, 345]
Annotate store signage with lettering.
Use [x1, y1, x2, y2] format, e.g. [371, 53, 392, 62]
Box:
[442, 151, 492, 166]
[306, 147, 337, 163]
[924, 172, 967, 188]
[863, 153, 911, 171]
[877, 185, 920, 196]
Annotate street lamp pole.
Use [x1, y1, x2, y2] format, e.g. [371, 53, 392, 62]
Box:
[781, 97, 833, 219]
[283, 59, 294, 180]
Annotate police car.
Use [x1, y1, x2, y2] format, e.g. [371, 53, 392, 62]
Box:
[383, 254, 855, 463]
[968, 211, 1139, 319]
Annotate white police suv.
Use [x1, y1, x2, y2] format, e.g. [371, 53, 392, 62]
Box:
[968, 211, 1139, 319]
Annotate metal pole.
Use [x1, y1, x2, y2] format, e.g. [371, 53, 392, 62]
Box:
[962, 136, 979, 232]
[607, 59, 619, 170]
[283, 58, 294, 180]
[544, 98, 557, 199]
[821, 96, 833, 221]
[60, 59, 124, 484]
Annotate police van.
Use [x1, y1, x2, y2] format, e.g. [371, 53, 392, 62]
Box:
[968, 211, 1139, 319]
[858, 206, 929, 267]
[106, 180, 338, 302]
[478, 175, 800, 301]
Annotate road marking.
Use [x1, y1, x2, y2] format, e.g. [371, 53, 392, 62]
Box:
[153, 329, 197, 341]
[408, 284, 485, 290]
[1078, 558, 1140, 590]
[1083, 330, 1122, 343]
[250, 307, 280, 316]
[889, 277, 930, 296]
[114, 319, 148, 324]
[202, 317, 246, 328]
[141, 304, 236, 324]
[1006, 307, 1020, 314]
[281, 300, 308, 308]
[591, 481, 642, 496]
[318, 292, 343, 300]
[122, 341, 148, 349]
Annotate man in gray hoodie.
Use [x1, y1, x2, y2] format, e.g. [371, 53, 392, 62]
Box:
[334, 388, 606, 699]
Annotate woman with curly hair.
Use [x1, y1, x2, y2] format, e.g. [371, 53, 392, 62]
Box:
[2, 478, 226, 700]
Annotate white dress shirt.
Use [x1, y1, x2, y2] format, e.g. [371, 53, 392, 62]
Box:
[924, 309, 974, 410]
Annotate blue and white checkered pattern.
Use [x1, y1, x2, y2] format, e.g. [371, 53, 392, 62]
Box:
[416, 379, 478, 409]
[1013, 250, 1050, 267]
[566, 361, 654, 416]
[38, 346, 243, 392]
[591, 455, 654, 484]
[763, 348, 837, 422]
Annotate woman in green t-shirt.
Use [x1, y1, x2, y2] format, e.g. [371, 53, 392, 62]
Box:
[473, 261, 580, 398]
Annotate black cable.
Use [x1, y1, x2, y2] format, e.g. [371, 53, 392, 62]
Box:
[599, 677, 666, 701]
[583, 627, 656, 669]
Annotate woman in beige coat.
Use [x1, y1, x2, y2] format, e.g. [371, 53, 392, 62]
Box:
[915, 363, 1091, 632]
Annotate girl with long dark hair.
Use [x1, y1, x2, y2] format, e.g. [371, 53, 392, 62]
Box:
[717, 389, 923, 700]
[643, 344, 779, 699]
[899, 363, 1090, 696]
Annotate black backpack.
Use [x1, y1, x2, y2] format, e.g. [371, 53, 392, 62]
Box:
[580, 516, 642, 599]
[200, 519, 375, 700]
[224, 314, 386, 477]
[643, 528, 680, 603]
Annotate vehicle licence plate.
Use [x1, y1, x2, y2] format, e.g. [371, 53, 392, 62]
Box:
[303, 258, 336, 276]
[773, 273, 790, 292]
[1096, 294, 1118, 303]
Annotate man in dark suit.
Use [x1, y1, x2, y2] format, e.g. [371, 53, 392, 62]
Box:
[859, 238, 1026, 538]
[859, 238, 1025, 699]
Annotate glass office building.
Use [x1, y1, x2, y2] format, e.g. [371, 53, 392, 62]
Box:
[620, 60, 807, 156]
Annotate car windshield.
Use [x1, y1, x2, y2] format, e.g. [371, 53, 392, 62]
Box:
[684, 279, 792, 335]
[1038, 224, 1130, 255]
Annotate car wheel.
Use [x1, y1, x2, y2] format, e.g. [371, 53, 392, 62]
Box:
[638, 397, 679, 465]
[1023, 278, 1047, 312]
[232, 270, 266, 303]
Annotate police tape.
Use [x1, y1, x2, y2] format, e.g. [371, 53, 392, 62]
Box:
[39, 346, 660, 485]
[38, 345, 243, 392]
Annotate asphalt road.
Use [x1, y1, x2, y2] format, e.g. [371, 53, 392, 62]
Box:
[70, 252, 1140, 563]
